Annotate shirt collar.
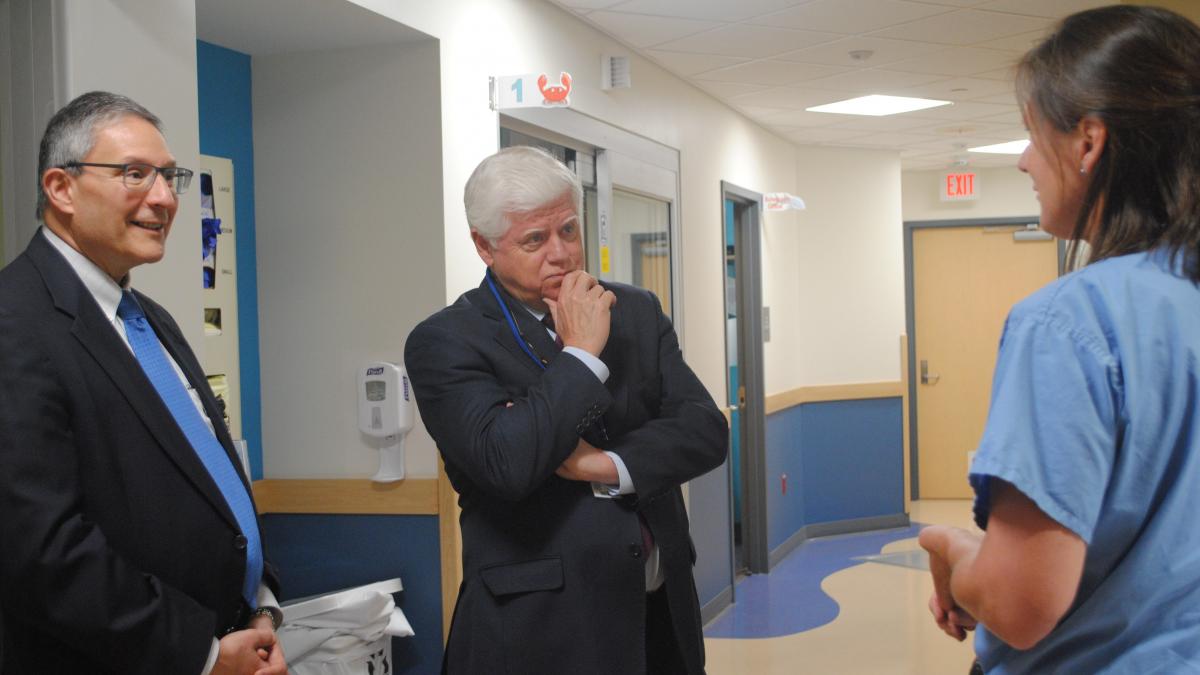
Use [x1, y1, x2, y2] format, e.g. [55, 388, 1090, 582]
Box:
[41, 226, 128, 322]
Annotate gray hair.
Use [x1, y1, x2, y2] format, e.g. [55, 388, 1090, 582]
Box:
[464, 145, 583, 243]
[37, 91, 163, 219]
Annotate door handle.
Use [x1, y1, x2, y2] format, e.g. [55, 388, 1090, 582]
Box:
[738, 385, 747, 409]
[920, 360, 940, 385]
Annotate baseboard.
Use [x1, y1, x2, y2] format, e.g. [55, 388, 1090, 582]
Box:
[768, 513, 912, 569]
[700, 586, 733, 626]
[768, 526, 810, 568]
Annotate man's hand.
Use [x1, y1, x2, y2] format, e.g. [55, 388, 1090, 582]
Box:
[213, 627, 285, 675]
[247, 614, 287, 674]
[556, 438, 619, 484]
[920, 525, 979, 642]
[545, 271, 616, 357]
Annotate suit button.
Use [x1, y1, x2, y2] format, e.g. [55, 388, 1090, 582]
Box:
[628, 543, 642, 559]
[234, 534, 248, 550]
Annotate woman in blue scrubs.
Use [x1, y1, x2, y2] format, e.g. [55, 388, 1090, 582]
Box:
[918, 5, 1200, 673]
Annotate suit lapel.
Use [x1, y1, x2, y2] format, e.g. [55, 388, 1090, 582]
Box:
[474, 277, 559, 375]
[27, 235, 240, 529]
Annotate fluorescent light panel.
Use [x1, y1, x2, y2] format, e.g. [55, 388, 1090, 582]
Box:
[969, 139, 1030, 154]
[806, 94, 951, 117]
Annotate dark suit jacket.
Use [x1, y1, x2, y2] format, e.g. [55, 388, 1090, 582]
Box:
[405, 275, 728, 675]
[0, 231, 278, 674]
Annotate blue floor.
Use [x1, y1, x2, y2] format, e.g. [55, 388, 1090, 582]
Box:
[704, 524, 925, 639]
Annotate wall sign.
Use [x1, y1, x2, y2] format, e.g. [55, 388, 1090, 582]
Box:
[941, 172, 979, 201]
[491, 72, 572, 110]
[763, 192, 806, 212]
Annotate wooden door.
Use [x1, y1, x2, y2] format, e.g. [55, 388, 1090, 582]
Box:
[914, 226, 1058, 498]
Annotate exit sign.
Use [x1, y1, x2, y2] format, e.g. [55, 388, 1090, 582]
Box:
[941, 172, 979, 201]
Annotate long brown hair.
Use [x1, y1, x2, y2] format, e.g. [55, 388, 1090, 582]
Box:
[1017, 5, 1200, 281]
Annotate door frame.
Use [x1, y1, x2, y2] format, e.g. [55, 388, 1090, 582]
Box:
[723, 181, 768, 574]
[903, 216, 1064, 499]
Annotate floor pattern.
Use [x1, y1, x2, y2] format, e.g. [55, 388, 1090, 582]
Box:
[704, 500, 980, 675]
[704, 524, 924, 639]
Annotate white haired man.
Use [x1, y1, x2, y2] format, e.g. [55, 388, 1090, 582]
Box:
[406, 146, 727, 674]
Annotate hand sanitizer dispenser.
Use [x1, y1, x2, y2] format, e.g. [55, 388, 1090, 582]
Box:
[357, 362, 413, 482]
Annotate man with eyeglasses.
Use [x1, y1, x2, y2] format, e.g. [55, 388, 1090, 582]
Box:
[0, 91, 285, 674]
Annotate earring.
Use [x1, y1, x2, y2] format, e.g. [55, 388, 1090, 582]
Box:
[1080, 166, 1088, 175]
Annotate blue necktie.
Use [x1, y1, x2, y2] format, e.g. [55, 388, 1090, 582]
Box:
[117, 291, 263, 607]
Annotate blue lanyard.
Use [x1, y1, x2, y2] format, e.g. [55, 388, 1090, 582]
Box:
[487, 270, 610, 441]
[485, 269, 546, 371]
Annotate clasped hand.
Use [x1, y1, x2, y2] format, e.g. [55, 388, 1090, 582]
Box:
[544, 270, 616, 357]
[919, 525, 979, 642]
[214, 616, 286, 675]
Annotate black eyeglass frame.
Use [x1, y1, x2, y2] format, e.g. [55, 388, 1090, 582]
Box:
[61, 161, 195, 195]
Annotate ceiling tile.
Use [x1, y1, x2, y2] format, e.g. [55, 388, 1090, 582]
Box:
[782, 127, 875, 143]
[868, 9, 1051, 45]
[800, 68, 946, 95]
[644, 50, 749, 75]
[905, 120, 1026, 143]
[606, 0, 808, 22]
[886, 46, 1019, 76]
[775, 35, 944, 67]
[897, 100, 1018, 120]
[586, 11, 721, 47]
[975, 109, 1025, 126]
[902, 0, 992, 6]
[755, 107, 846, 127]
[746, 0, 950, 34]
[974, 28, 1049, 53]
[973, 0, 1109, 19]
[553, 0, 628, 9]
[835, 131, 944, 148]
[695, 60, 850, 86]
[969, 91, 1021, 105]
[891, 76, 1015, 101]
[732, 86, 855, 109]
[734, 104, 793, 117]
[973, 65, 1017, 81]
[654, 24, 842, 58]
[697, 81, 774, 98]
[825, 113, 950, 132]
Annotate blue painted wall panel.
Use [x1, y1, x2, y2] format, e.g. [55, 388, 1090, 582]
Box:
[764, 398, 905, 552]
[765, 408, 805, 551]
[800, 398, 904, 524]
[262, 514, 443, 675]
[690, 457, 732, 609]
[196, 40, 263, 479]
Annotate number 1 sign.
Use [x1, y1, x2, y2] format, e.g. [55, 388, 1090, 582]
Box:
[491, 72, 573, 110]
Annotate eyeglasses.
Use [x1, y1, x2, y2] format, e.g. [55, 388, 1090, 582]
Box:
[62, 162, 195, 195]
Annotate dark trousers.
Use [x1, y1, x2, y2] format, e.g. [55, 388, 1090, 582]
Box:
[646, 588, 689, 675]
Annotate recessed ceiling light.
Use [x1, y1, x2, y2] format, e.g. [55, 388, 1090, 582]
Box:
[969, 139, 1030, 154]
[806, 95, 952, 117]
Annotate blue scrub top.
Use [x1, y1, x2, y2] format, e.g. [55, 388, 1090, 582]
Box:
[969, 249, 1200, 673]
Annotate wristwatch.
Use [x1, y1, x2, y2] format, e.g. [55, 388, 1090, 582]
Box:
[250, 605, 283, 631]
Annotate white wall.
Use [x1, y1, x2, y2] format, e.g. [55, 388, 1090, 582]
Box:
[2, 0, 203, 345]
[347, 0, 893, 400]
[763, 146, 906, 392]
[253, 40, 444, 478]
[19, 0, 916, 479]
[902, 165, 1038, 223]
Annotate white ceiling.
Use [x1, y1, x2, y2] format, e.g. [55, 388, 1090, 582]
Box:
[551, 0, 1112, 170]
[195, 0, 429, 57]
